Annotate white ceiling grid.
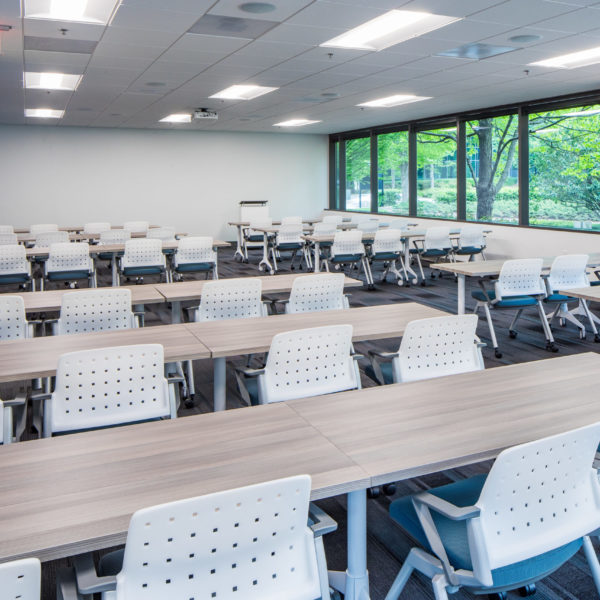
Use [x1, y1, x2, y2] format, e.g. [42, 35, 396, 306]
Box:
[0, 0, 598, 132]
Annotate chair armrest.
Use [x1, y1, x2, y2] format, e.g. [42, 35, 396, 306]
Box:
[367, 350, 399, 360]
[308, 502, 337, 538]
[233, 366, 265, 407]
[167, 374, 186, 385]
[74, 554, 117, 594]
[56, 566, 82, 600]
[233, 366, 265, 377]
[29, 392, 52, 403]
[351, 353, 364, 361]
[413, 491, 480, 521]
[3, 393, 26, 408]
[476, 341, 487, 349]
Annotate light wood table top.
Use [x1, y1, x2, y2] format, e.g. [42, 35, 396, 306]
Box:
[155, 274, 363, 303]
[17, 232, 188, 243]
[0, 324, 209, 383]
[557, 286, 600, 302]
[186, 303, 447, 358]
[14, 284, 166, 314]
[14, 226, 162, 234]
[0, 402, 369, 562]
[290, 352, 600, 486]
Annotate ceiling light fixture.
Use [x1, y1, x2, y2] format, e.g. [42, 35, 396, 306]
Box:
[320, 9, 461, 52]
[357, 94, 431, 108]
[531, 45, 600, 69]
[239, 2, 276, 13]
[274, 119, 322, 127]
[24, 71, 82, 90]
[25, 108, 64, 118]
[509, 34, 542, 43]
[159, 113, 192, 123]
[210, 84, 278, 100]
[24, 0, 120, 24]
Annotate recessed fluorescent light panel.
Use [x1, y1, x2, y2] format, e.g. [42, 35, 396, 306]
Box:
[25, 108, 64, 118]
[25, 72, 82, 91]
[320, 9, 461, 51]
[210, 84, 278, 100]
[358, 94, 431, 108]
[159, 114, 192, 123]
[24, 0, 121, 25]
[274, 119, 322, 127]
[531, 45, 600, 69]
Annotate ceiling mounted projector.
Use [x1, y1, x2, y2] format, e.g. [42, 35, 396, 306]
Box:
[194, 109, 218, 120]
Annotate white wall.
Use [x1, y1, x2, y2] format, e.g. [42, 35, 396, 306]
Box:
[0, 125, 329, 240]
[325, 210, 600, 260]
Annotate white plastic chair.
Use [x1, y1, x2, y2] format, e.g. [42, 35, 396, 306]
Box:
[544, 254, 597, 340]
[99, 229, 131, 245]
[236, 324, 361, 406]
[44, 242, 96, 289]
[309, 222, 337, 269]
[34, 230, 69, 247]
[370, 229, 406, 285]
[0, 295, 35, 340]
[270, 224, 306, 272]
[285, 274, 349, 314]
[119, 238, 167, 284]
[357, 221, 379, 234]
[41, 344, 177, 437]
[282, 216, 303, 225]
[321, 214, 343, 225]
[243, 217, 273, 261]
[0, 225, 14, 234]
[51, 289, 138, 336]
[455, 225, 486, 261]
[172, 236, 218, 280]
[83, 222, 111, 236]
[30, 223, 58, 234]
[0, 244, 34, 290]
[326, 230, 373, 287]
[0, 232, 18, 245]
[123, 221, 149, 234]
[0, 557, 41, 598]
[367, 315, 484, 386]
[385, 421, 600, 600]
[192, 278, 268, 322]
[472, 258, 555, 357]
[147, 227, 176, 241]
[411, 226, 453, 284]
[70, 475, 336, 600]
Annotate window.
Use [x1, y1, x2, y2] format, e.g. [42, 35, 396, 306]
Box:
[377, 131, 409, 214]
[466, 115, 518, 224]
[345, 137, 371, 212]
[417, 126, 457, 219]
[529, 104, 600, 231]
[331, 141, 340, 209]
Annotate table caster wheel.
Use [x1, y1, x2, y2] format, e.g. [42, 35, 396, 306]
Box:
[546, 342, 559, 353]
[494, 349, 503, 358]
[367, 487, 381, 499]
[383, 483, 396, 495]
[509, 330, 517, 339]
[184, 396, 195, 409]
[518, 584, 536, 597]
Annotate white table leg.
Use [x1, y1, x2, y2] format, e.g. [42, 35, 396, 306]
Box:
[214, 356, 226, 412]
[111, 255, 118, 287]
[457, 274, 466, 315]
[234, 225, 244, 260]
[258, 232, 274, 274]
[402, 238, 418, 283]
[314, 241, 320, 273]
[171, 300, 182, 324]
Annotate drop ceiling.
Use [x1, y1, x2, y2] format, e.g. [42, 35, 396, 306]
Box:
[1, 0, 600, 134]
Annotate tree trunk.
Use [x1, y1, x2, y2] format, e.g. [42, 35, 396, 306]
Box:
[476, 119, 495, 220]
[429, 163, 435, 189]
[400, 162, 409, 204]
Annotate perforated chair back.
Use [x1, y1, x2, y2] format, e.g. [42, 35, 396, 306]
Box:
[0, 233, 18, 245]
[276, 224, 303, 245]
[286, 274, 347, 314]
[459, 225, 486, 249]
[357, 221, 379, 233]
[121, 239, 165, 269]
[496, 258, 545, 299]
[321, 215, 343, 225]
[282, 216, 302, 225]
[57, 289, 135, 335]
[147, 227, 176, 241]
[469, 422, 600, 586]
[0, 296, 29, 340]
[30, 223, 58, 234]
[331, 230, 364, 258]
[394, 315, 483, 383]
[196, 278, 265, 321]
[83, 222, 111, 235]
[372, 229, 403, 255]
[46, 242, 92, 273]
[423, 227, 451, 251]
[247, 218, 273, 239]
[174, 236, 216, 266]
[116, 475, 320, 600]
[35, 230, 69, 247]
[0, 557, 41, 600]
[547, 254, 589, 291]
[260, 324, 359, 403]
[240, 204, 269, 221]
[313, 222, 336, 236]
[99, 229, 131, 244]
[0, 244, 31, 276]
[48, 344, 173, 436]
[0, 225, 14, 234]
[123, 221, 149, 233]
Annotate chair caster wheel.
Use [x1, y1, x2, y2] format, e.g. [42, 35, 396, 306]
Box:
[383, 483, 396, 496]
[184, 396, 195, 408]
[546, 342, 559, 353]
[430, 273, 436, 279]
[290, 266, 295, 271]
[420, 281, 426, 287]
[518, 584, 536, 597]
[494, 349, 503, 358]
[509, 330, 517, 339]
[243, 259, 249, 264]
[488, 593, 507, 600]
[367, 284, 375, 291]
[367, 487, 381, 499]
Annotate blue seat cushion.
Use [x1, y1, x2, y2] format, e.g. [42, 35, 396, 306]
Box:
[390, 474, 582, 591]
[97, 252, 123, 260]
[175, 262, 213, 273]
[246, 235, 263, 242]
[372, 252, 399, 261]
[47, 270, 90, 281]
[277, 243, 302, 251]
[410, 248, 450, 256]
[244, 376, 259, 406]
[591, 280, 600, 287]
[0, 273, 30, 284]
[331, 254, 362, 263]
[471, 290, 538, 308]
[365, 361, 394, 385]
[456, 247, 483, 255]
[122, 266, 164, 276]
[544, 293, 574, 303]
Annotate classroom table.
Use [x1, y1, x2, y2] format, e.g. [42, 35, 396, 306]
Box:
[435, 253, 600, 314]
[155, 273, 363, 323]
[16, 231, 188, 243]
[185, 302, 447, 412]
[14, 225, 163, 234]
[0, 353, 598, 600]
